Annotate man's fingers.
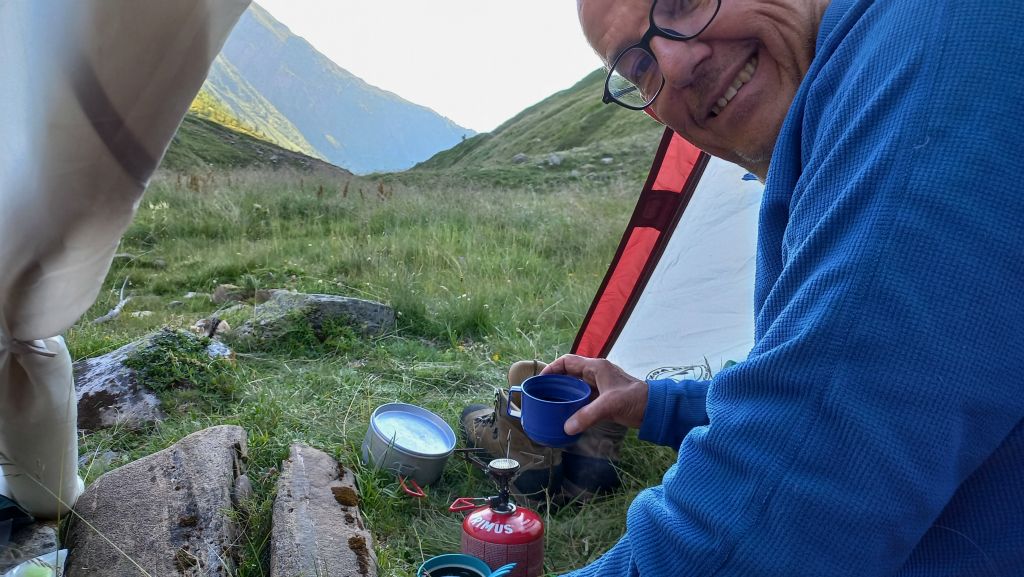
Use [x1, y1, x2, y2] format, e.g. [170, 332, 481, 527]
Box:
[541, 354, 581, 377]
[564, 400, 605, 436]
[542, 354, 595, 381]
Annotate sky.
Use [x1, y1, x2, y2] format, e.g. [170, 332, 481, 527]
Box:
[254, 1, 604, 133]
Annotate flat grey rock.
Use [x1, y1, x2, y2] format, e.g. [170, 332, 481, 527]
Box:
[236, 290, 395, 341]
[73, 328, 232, 431]
[271, 443, 376, 577]
[64, 425, 248, 576]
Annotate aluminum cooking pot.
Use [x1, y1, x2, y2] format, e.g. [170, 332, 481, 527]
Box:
[362, 403, 456, 497]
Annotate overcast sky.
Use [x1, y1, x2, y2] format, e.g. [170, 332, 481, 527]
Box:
[254, 1, 604, 133]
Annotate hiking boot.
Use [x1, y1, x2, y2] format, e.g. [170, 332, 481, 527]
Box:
[506, 359, 546, 393]
[460, 363, 563, 501]
[562, 419, 626, 501]
[509, 360, 625, 502]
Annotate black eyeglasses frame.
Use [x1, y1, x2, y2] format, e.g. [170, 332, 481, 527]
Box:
[601, 0, 723, 111]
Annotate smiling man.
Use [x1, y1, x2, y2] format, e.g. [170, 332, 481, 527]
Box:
[541, 0, 1024, 575]
[582, 0, 827, 178]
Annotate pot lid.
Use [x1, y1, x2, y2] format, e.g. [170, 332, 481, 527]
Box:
[370, 403, 456, 457]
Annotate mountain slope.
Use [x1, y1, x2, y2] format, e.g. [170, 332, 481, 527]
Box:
[162, 114, 351, 177]
[198, 3, 474, 174]
[411, 69, 665, 185]
[197, 56, 322, 160]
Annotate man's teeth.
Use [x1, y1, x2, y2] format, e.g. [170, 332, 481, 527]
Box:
[711, 56, 758, 117]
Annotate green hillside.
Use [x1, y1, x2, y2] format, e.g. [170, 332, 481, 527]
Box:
[409, 69, 666, 186]
[161, 114, 350, 177]
[197, 57, 324, 160]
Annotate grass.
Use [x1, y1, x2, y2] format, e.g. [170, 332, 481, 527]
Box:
[68, 168, 679, 576]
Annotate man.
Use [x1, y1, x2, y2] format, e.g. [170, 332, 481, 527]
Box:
[539, 0, 1024, 575]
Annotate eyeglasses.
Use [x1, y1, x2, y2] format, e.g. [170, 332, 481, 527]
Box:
[602, 0, 722, 111]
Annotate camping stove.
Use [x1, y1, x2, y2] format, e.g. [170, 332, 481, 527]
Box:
[449, 458, 544, 577]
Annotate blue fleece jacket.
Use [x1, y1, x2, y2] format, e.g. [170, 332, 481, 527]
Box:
[565, 0, 1024, 575]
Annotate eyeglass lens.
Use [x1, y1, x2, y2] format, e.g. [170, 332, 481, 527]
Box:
[606, 0, 719, 108]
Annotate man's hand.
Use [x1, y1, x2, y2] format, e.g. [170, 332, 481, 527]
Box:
[541, 354, 648, 435]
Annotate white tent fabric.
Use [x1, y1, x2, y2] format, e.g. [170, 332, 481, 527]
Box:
[607, 157, 763, 381]
[0, 0, 249, 518]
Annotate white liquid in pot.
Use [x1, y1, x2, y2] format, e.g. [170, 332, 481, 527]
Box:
[374, 411, 451, 455]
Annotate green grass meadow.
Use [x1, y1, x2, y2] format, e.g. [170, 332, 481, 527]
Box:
[68, 168, 679, 576]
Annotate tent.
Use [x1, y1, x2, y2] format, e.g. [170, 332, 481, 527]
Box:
[572, 129, 764, 380]
[0, 0, 250, 524]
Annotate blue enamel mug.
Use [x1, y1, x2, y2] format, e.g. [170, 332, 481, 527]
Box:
[507, 374, 592, 447]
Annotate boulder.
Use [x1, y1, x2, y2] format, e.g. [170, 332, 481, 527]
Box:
[190, 318, 231, 338]
[511, 153, 528, 164]
[271, 444, 376, 577]
[211, 284, 246, 305]
[234, 290, 395, 341]
[64, 426, 249, 576]
[73, 329, 232, 432]
[254, 289, 275, 304]
[547, 153, 562, 166]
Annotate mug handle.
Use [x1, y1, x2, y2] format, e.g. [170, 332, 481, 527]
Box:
[506, 386, 523, 421]
[490, 563, 518, 577]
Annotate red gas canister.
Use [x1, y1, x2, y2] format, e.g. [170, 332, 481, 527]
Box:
[450, 459, 544, 577]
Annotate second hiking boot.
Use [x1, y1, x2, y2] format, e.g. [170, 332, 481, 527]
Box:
[460, 387, 563, 501]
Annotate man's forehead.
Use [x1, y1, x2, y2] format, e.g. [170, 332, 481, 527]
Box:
[578, 0, 650, 64]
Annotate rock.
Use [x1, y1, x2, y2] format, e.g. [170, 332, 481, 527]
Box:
[168, 301, 185, 309]
[205, 340, 234, 360]
[191, 318, 231, 338]
[600, 156, 614, 164]
[232, 474, 253, 508]
[64, 426, 248, 577]
[212, 284, 246, 305]
[129, 311, 153, 318]
[183, 292, 210, 300]
[511, 153, 528, 164]
[0, 522, 58, 574]
[569, 169, 581, 177]
[73, 348, 162, 432]
[271, 444, 376, 577]
[254, 289, 275, 304]
[72, 329, 232, 431]
[547, 153, 562, 166]
[78, 450, 119, 470]
[236, 290, 395, 341]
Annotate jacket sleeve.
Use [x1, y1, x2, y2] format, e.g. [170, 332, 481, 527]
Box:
[637, 378, 709, 449]
[564, 1, 1024, 575]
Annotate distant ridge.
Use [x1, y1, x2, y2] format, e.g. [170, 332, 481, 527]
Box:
[193, 2, 474, 174]
[412, 69, 664, 184]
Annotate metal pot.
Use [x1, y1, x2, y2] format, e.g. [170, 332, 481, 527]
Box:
[362, 403, 456, 496]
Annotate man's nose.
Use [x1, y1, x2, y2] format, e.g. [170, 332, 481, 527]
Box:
[650, 36, 710, 89]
